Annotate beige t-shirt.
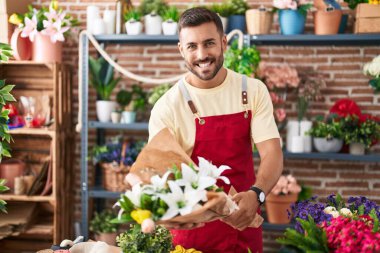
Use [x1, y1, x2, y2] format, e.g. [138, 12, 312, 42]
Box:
[148, 69, 280, 156]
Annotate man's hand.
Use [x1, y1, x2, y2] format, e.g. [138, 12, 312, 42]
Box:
[221, 191, 259, 231]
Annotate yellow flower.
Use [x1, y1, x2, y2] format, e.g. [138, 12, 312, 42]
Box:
[170, 245, 202, 253]
[8, 14, 22, 25]
[50, 0, 59, 10]
[130, 209, 151, 224]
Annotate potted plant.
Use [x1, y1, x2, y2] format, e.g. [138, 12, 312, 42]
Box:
[265, 174, 302, 224]
[363, 55, 380, 93]
[89, 56, 121, 123]
[313, 0, 343, 35]
[116, 224, 172, 253]
[162, 6, 179, 35]
[246, 6, 274, 35]
[272, 0, 312, 35]
[89, 210, 120, 245]
[9, 1, 78, 62]
[124, 9, 143, 35]
[227, 0, 249, 33]
[209, 3, 232, 32]
[139, 0, 168, 35]
[224, 39, 261, 77]
[341, 115, 380, 155]
[116, 89, 134, 124]
[307, 115, 344, 153]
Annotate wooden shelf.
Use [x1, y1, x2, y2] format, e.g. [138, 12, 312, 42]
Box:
[9, 128, 55, 138]
[1, 61, 55, 69]
[0, 194, 54, 202]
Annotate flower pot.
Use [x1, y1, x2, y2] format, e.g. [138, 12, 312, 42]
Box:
[125, 21, 143, 35]
[313, 138, 343, 153]
[10, 28, 32, 61]
[314, 9, 342, 35]
[227, 15, 246, 33]
[349, 142, 366, 155]
[265, 193, 298, 224]
[162, 20, 178, 35]
[246, 9, 273, 35]
[121, 111, 136, 124]
[144, 14, 162, 35]
[96, 101, 117, 123]
[0, 159, 26, 191]
[32, 33, 62, 63]
[95, 232, 117, 245]
[111, 111, 121, 123]
[278, 9, 306, 35]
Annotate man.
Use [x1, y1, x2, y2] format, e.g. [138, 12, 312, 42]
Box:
[148, 7, 283, 253]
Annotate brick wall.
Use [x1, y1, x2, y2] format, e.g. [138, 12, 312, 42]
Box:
[31, 0, 380, 251]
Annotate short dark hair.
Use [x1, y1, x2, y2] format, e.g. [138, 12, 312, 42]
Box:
[178, 7, 224, 37]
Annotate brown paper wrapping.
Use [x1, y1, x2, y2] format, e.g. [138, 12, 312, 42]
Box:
[129, 128, 263, 228]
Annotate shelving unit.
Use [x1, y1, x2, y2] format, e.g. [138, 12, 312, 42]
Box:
[79, 33, 380, 239]
[0, 62, 74, 252]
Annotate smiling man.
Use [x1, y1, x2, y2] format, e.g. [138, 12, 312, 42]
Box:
[148, 7, 283, 253]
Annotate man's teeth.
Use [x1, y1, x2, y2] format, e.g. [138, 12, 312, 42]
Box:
[199, 62, 211, 68]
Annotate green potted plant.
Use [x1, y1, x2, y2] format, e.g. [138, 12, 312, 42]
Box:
[89, 56, 121, 123]
[139, 0, 168, 35]
[226, 0, 249, 33]
[89, 210, 120, 245]
[116, 89, 134, 123]
[307, 115, 344, 153]
[124, 9, 143, 35]
[116, 224, 172, 253]
[162, 6, 180, 35]
[209, 3, 232, 32]
[224, 39, 261, 77]
[341, 115, 380, 155]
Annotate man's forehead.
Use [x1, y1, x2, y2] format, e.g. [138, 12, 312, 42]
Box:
[179, 22, 219, 43]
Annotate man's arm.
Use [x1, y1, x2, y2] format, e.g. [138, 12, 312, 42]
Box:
[221, 138, 283, 231]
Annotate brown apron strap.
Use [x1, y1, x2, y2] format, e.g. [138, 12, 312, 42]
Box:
[179, 79, 205, 125]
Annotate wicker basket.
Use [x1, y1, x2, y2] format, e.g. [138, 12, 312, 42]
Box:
[100, 142, 130, 192]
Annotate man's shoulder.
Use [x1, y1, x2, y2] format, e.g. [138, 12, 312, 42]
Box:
[152, 82, 182, 109]
[227, 69, 266, 90]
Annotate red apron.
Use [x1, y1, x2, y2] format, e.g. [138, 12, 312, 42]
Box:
[171, 76, 263, 253]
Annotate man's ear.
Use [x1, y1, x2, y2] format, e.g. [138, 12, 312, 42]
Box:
[178, 42, 184, 58]
[222, 35, 227, 52]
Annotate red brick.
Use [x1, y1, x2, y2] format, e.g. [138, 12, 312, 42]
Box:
[341, 190, 380, 198]
[340, 172, 380, 180]
[363, 48, 380, 55]
[320, 163, 365, 170]
[331, 56, 373, 63]
[293, 171, 337, 178]
[271, 48, 315, 55]
[316, 49, 361, 55]
[325, 181, 369, 188]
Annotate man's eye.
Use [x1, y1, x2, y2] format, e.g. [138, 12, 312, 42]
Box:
[188, 45, 196, 50]
[206, 41, 215, 46]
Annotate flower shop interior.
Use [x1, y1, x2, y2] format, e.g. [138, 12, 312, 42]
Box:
[0, 0, 380, 252]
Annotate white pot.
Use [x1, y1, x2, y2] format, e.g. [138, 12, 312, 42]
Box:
[162, 20, 178, 35]
[219, 16, 228, 32]
[121, 111, 136, 124]
[96, 100, 117, 123]
[125, 20, 143, 35]
[300, 120, 312, 152]
[287, 135, 304, 153]
[111, 111, 121, 123]
[349, 142, 366, 155]
[313, 138, 343, 153]
[144, 14, 162, 35]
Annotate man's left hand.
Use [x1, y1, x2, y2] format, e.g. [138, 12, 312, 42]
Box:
[221, 191, 259, 231]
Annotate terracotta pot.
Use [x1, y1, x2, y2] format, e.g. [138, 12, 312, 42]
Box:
[265, 193, 298, 224]
[314, 9, 342, 35]
[0, 159, 26, 191]
[246, 9, 273, 35]
[95, 232, 117, 245]
[32, 33, 62, 63]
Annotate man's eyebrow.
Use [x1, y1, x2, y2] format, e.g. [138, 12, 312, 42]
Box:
[185, 38, 216, 46]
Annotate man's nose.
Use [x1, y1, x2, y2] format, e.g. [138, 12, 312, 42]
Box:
[196, 47, 208, 61]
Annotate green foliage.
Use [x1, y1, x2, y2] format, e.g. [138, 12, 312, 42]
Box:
[117, 224, 172, 253]
[117, 89, 133, 109]
[139, 0, 168, 16]
[327, 193, 346, 210]
[277, 215, 329, 253]
[224, 39, 261, 77]
[298, 3, 313, 16]
[0, 43, 13, 62]
[89, 56, 121, 101]
[89, 210, 120, 234]
[148, 84, 171, 105]
[162, 6, 180, 22]
[131, 85, 147, 112]
[307, 116, 343, 139]
[343, 0, 368, 10]
[369, 78, 380, 93]
[124, 9, 142, 22]
[341, 115, 380, 148]
[0, 179, 9, 213]
[209, 3, 232, 17]
[298, 185, 313, 202]
[228, 0, 249, 15]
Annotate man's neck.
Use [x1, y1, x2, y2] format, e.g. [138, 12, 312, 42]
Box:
[186, 68, 228, 89]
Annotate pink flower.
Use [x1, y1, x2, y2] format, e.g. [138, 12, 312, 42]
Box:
[275, 108, 286, 122]
[287, 1, 298, 10]
[273, 0, 287, 9]
[270, 92, 279, 103]
[141, 218, 155, 233]
[42, 19, 69, 42]
[21, 15, 39, 42]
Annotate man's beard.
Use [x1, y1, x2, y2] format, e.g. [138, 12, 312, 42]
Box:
[185, 50, 224, 81]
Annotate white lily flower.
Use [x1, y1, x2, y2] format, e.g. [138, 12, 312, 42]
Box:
[176, 163, 216, 190]
[158, 181, 207, 220]
[124, 183, 143, 207]
[198, 157, 231, 184]
[143, 170, 172, 194]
